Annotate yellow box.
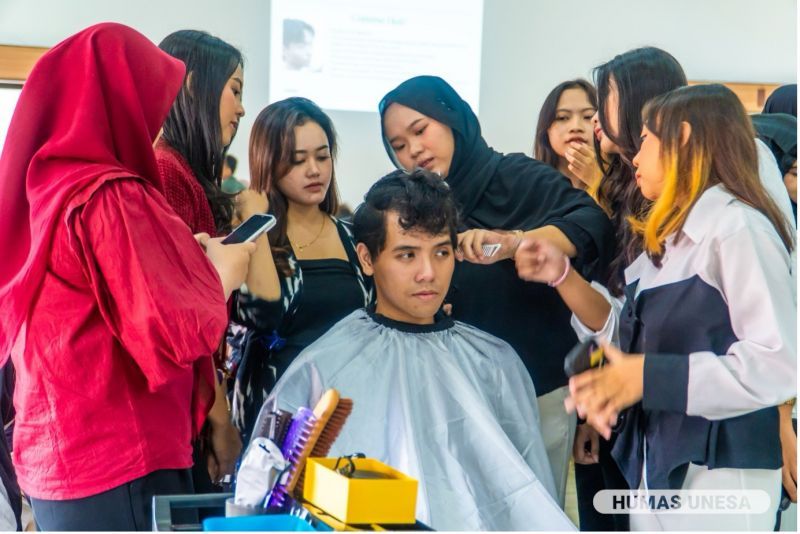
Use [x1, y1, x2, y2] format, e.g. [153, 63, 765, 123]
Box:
[303, 457, 418, 525]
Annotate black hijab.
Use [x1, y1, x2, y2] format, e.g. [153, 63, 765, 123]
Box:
[752, 112, 798, 223]
[751, 113, 797, 175]
[379, 76, 502, 220]
[378, 76, 613, 255]
[763, 84, 797, 117]
[379, 76, 615, 396]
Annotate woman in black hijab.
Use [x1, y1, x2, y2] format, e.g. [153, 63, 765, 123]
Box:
[753, 111, 798, 222]
[763, 84, 797, 117]
[379, 75, 614, 508]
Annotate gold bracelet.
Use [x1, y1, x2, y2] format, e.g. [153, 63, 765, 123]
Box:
[783, 397, 796, 407]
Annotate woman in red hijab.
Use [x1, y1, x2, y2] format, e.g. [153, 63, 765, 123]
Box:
[0, 23, 255, 530]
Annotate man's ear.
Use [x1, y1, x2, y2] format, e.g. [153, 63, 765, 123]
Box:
[356, 243, 374, 276]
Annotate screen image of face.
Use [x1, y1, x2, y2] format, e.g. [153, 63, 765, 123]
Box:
[269, 0, 484, 113]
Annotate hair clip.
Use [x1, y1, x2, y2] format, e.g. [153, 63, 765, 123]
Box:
[333, 452, 366, 478]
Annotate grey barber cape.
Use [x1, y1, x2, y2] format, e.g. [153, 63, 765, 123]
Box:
[258, 309, 575, 531]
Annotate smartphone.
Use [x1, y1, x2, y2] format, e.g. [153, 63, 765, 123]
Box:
[564, 338, 604, 378]
[221, 214, 276, 244]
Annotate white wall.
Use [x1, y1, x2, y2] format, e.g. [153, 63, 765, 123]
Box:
[1, 0, 796, 207]
[479, 0, 798, 160]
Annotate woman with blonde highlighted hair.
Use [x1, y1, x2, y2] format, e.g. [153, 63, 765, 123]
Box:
[516, 48, 796, 531]
[564, 83, 795, 531]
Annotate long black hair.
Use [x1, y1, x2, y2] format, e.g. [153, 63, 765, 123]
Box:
[593, 46, 687, 294]
[249, 97, 341, 275]
[159, 30, 242, 234]
[533, 79, 597, 169]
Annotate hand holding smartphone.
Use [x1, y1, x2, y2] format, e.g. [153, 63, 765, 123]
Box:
[222, 214, 276, 244]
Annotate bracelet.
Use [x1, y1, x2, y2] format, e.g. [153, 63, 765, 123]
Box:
[784, 397, 796, 407]
[548, 255, 571, 287]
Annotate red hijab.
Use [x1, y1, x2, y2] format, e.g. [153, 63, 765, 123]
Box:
[0, 23, 186, 358]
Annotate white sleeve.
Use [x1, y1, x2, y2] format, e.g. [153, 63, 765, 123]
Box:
[569, 281, 624, 345]
[758, 138, 800, 301]
[756, 138, 795, 228]
[685, 222, 797, 420]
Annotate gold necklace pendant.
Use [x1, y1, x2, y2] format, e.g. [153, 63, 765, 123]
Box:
[292, 215, 327, 251]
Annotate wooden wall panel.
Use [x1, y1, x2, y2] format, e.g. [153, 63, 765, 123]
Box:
[688, 80, 783, 113]
[0, 45, 48, 82]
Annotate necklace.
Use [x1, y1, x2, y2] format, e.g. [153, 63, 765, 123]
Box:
[291, 215, 327, 251]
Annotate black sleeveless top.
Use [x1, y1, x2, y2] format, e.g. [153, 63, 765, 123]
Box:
[286, 258, 364, 353]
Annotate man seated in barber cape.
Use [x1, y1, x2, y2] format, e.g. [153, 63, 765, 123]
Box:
[256, 169, 575, 531]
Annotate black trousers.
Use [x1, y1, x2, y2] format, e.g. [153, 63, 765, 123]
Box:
[575, 435, 630, 531]
[31, 468, 194, 531]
